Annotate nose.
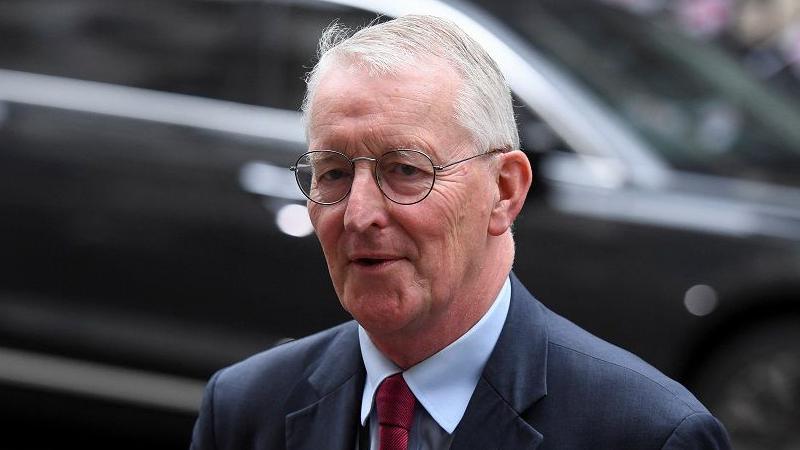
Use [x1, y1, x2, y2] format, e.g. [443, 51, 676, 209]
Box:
[343, 163, 389, 233]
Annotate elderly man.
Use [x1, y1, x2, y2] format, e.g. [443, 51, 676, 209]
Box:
[191, 15, 731, 450]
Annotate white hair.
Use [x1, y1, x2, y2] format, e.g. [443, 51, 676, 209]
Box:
[301, 15, 520, 152]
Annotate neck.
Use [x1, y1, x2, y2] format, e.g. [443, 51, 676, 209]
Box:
[368, 236, 514, 369]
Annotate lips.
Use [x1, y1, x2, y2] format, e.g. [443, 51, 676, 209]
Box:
[355, 258, 386, 266]
[351, 256, 400, 266]
[349, 254, 403, 268]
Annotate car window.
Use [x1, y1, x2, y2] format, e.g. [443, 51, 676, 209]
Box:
[515, 94, 574, 155]
[0, 0, 379, 110]
[478, 0, 800, 187]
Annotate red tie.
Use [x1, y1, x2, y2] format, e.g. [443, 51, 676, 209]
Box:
[376, 373, 416, 450]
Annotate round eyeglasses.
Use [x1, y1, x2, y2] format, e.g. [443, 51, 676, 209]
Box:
[289, 148, 507, 205]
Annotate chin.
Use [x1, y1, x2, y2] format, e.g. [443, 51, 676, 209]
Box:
[343, 288, 421, 333]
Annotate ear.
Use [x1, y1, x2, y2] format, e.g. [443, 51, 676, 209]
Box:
[488, 150, 532, 236]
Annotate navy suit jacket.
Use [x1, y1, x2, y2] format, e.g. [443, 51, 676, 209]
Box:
[190, 273, 731, 449]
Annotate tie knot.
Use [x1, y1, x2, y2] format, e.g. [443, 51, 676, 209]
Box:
[376, 373, 416, 431]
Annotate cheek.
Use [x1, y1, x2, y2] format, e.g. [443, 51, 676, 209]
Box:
[427, 181, 467, 224]
[415, 180, 492, 264]
[406, 197, 470, 266]
[431, 181, 484, 235]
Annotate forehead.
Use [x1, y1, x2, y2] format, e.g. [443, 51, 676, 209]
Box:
[307, 57, 469, 158]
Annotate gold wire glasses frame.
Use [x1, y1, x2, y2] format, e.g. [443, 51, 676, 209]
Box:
[289, 148, 508, 205]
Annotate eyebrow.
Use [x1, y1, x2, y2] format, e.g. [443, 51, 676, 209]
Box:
[307, 152, 346, 165]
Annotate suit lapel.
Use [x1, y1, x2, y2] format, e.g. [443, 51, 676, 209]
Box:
[284, 372, 363, 450]
[285, 323, 365, 450]
[452, 273, 549, 450]
[449, 378, 543, 450]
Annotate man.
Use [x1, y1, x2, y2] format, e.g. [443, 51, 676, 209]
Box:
[191, 15, 731, 450]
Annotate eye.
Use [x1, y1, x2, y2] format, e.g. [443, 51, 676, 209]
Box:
[395, 163, 420, 177]
[378, 151, 433, 183]
[384, 161, 429, 178]
[319, 168, 347, 181]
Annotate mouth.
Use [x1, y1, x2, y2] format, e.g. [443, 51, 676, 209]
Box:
[350, 256, 402, 269]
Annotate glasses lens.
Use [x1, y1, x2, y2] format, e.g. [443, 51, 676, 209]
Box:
[377, 150, 435, 204]
[295, 151, 353, 204]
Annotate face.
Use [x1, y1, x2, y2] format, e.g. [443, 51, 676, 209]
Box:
[306, 58, 498, 340]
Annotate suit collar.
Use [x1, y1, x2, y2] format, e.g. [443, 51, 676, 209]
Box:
[285, 323, 365, 450]
[482, 272, 548, 412]
[303, 323, 364, 395]
[450, 272, 548, 449]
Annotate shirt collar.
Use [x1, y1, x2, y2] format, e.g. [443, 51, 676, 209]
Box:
[358, 276, 511, 433]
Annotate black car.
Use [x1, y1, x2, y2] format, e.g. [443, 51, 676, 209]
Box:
[1, 0, 798, 449]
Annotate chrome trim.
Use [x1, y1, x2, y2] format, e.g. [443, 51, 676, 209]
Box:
[0, 346, 206, 413]
[0, 68, 305, 143]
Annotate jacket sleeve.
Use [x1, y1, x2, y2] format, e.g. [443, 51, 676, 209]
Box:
[190, 370, 222, 450]
[660, 412, 732, 450]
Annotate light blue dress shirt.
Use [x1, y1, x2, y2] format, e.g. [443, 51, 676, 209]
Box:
[358, 276, 511, 450]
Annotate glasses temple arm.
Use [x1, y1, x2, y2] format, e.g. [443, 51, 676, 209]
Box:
[433, 148, 510, 170]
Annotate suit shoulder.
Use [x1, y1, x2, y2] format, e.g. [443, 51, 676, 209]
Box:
[543, 307, 709, 418]
[191, 322, 362, 449]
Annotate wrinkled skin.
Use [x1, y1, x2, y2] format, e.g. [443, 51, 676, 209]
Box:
[306, 58, 528, 367]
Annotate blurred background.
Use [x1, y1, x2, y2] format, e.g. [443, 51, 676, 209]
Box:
[1, 0, 799, 448]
